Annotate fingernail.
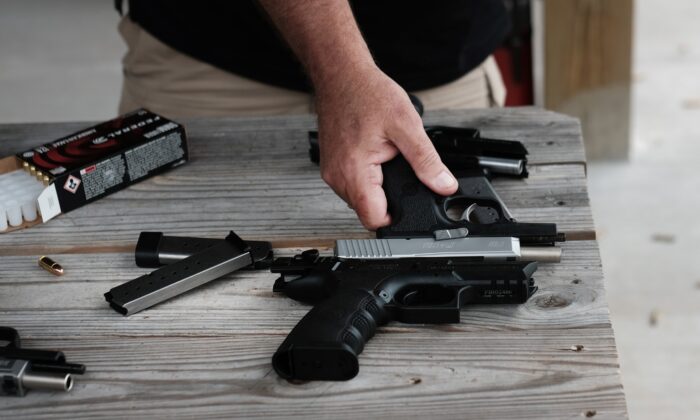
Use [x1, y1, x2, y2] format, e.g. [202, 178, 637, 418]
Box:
[435, 171, 457, 190]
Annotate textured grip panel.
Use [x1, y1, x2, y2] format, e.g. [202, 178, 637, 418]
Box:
[272, 289, 388, 380]
[378, 156, 443, 238]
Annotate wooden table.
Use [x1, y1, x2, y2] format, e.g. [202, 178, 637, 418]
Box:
[0, 108, 628, 419]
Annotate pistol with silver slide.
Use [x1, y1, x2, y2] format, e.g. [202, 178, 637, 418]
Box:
[0, 327, 85, 396]
[129, 232, 562, 268]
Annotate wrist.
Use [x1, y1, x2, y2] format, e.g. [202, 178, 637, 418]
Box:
[311, 56, 379, 98]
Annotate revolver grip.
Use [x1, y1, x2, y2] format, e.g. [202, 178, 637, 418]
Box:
[272, 289, 388, 381]
[378, 156, 445, 238]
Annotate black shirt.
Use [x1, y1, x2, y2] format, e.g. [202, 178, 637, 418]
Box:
[127, 0, 509, 92]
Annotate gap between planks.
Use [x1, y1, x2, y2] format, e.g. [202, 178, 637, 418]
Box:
[0, 230, 596, 257]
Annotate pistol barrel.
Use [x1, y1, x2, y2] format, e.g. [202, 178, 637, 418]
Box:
[476, 156, 525, 176]
[519, 246, 562, 263]
[23, 371, 73, 392]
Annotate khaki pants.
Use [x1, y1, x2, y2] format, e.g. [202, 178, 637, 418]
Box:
[118, 17, 506, 118]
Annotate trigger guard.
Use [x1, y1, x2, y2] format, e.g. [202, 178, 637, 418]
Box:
[442, 196, 508, 224]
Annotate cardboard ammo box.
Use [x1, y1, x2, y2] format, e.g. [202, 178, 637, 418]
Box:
[0, 109, 188, 232]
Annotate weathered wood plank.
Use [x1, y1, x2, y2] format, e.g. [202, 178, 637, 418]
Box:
[0, 158, 593, 254]
[0, 331, 625, 420]
[0, 241, 608, 332]
[0, 107, 584, 166]
[0, 242, 624, 419]
[0, 107, 591, 252]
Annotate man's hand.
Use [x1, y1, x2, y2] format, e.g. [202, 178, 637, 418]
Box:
[258, 0, 458, 229]
[315, 66, 457, 230]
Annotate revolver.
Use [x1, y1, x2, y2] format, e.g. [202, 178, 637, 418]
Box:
[271, 249, 538, 380]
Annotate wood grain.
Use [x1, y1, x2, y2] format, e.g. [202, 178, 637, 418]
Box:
[0, 107, 585, 165]
[0, 108, 593, 251]
[544, 0, 633, 159]
[0, 332, 625, 420]
[0, 109, 625, 419]
[0, 162, 593, 253]
[0, 243, 625, 419]
[0, 241, 609, 332]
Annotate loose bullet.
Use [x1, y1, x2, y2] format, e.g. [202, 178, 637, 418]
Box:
[39, 256, 64, 276]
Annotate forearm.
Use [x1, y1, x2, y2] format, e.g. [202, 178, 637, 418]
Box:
[257, 0, 376, 92]
[258, 0, 456, 230]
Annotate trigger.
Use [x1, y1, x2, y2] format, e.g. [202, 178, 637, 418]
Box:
[461, 203, 478, 222]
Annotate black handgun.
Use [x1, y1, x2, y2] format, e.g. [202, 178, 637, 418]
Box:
[0, 327, 85, 396]
[125, 232, 545, 381]
[270, 249, 538, 380]
[310, 126, 565, 245]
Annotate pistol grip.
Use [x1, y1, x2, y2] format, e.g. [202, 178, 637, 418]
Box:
[378, 156, 446, 238]
[272, 288, 388, 381]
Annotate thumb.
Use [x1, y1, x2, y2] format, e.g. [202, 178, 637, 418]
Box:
[392, 124, 458, 196]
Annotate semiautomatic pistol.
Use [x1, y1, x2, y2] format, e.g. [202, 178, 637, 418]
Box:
[310, 126, 565, 245]
[270, 250, 537, 380]
[127, 232, 547, 381]
[267, 127, 563, 379]
[0, 327, 85, 396]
